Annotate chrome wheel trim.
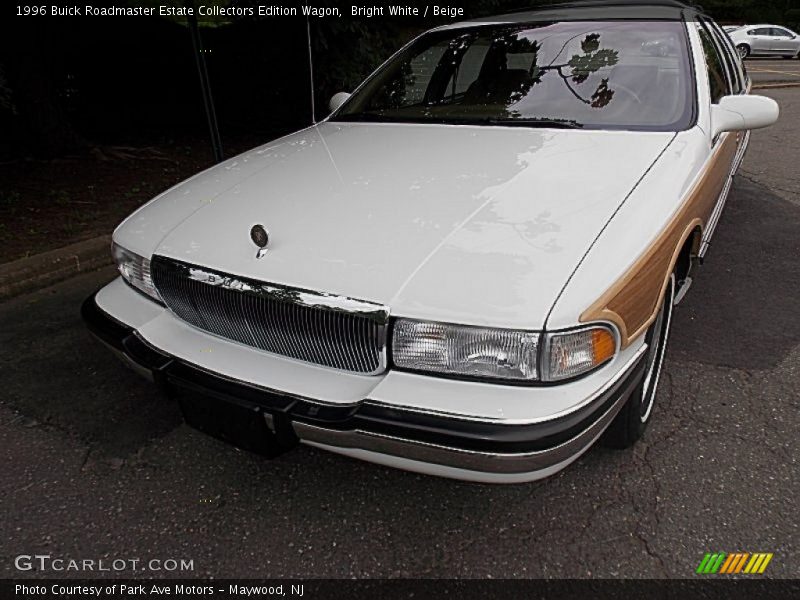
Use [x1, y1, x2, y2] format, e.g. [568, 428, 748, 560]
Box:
[639, 277, 675, 423]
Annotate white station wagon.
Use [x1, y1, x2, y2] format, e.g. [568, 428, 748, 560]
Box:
[84, 1, 779, 483]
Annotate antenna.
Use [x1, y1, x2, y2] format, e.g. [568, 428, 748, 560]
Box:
[186, 1, 224, 162]
[306, 17, 316, 124]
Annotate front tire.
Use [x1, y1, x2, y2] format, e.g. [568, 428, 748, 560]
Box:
[602, 275, 675, 449]
[736, 44, 750, 59]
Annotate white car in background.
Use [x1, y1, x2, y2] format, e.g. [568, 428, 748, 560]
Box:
[83, 1, 779, 483]
[727, 24, 800, 58]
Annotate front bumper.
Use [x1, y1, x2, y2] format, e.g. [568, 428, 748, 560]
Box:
[82, 288, 647, 483]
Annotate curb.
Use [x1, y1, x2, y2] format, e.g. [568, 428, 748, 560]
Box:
[0, 235, 112, 301]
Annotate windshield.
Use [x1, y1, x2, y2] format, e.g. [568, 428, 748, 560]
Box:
[333, 21, 694, 131]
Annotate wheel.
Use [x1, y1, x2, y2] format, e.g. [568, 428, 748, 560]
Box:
[602, 274, 675, 449]
[736, 44, 750, 59]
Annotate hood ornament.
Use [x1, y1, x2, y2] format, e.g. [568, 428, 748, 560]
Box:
[250, 224, 269, 259]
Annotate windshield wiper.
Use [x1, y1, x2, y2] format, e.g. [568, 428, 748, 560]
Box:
[479, 117, 584, 129]
[333, 113, 395, 122]
[332, 113, 584, 129]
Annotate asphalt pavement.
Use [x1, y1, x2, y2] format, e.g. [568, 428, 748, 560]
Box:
[746, 58, 800, 85]
[1, 89, 798, 580]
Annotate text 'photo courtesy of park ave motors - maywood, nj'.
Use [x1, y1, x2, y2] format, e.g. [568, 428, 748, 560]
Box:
[14, 583, 305, 597]
[36, 4, 467, 18]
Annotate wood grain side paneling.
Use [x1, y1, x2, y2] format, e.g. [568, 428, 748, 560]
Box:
[580, 133, 739, 347]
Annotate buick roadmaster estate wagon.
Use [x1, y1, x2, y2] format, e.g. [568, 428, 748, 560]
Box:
[83, 1, 779, 482]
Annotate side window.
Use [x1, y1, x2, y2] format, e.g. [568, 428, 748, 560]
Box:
[698, 27, 730, 103]
[704, 19, 743, 94]
[753, 28, 772, 36]
[772, 28, 792, 38]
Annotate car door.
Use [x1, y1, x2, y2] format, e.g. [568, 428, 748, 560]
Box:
[697, 23, 741, 252]
[770, 27, 799, 55]
[747, 28, 773, 53]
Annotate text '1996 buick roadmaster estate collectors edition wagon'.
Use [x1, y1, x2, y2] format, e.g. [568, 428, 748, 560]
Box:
[83, 1, 779, 483]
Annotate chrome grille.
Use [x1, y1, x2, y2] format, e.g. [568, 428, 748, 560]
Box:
[151, 256, 388, 374]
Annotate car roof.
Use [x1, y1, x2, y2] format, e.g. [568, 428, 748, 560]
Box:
[439, 1, 709, 30]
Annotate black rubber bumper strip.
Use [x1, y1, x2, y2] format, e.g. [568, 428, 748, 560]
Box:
[82, 290, 645, 455]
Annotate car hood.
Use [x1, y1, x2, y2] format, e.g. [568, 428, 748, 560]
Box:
[119, 122, 674, 329]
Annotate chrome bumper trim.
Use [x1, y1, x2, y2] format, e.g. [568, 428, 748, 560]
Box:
[295, 383, 633, 474]
[294, 356, 645, 474]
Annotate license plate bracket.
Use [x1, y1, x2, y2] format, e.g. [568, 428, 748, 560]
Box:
[178, 393, 297, 458]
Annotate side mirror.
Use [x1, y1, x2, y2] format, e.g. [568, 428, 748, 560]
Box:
[711, 94, 779, 138]
[329, 92, 351, 113]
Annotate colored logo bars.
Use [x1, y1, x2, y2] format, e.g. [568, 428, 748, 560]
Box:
[697, 552, 773, 574]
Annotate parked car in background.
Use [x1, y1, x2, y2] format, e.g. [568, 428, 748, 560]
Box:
[728, 24, 800, 58]
[83, 1, 779, 483]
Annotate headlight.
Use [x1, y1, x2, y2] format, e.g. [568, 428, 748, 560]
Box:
[542, 326, 617, 381]
[111, 242, 161, 303]
[391, 319, 617, 383]
[392, 320, 540, 382]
